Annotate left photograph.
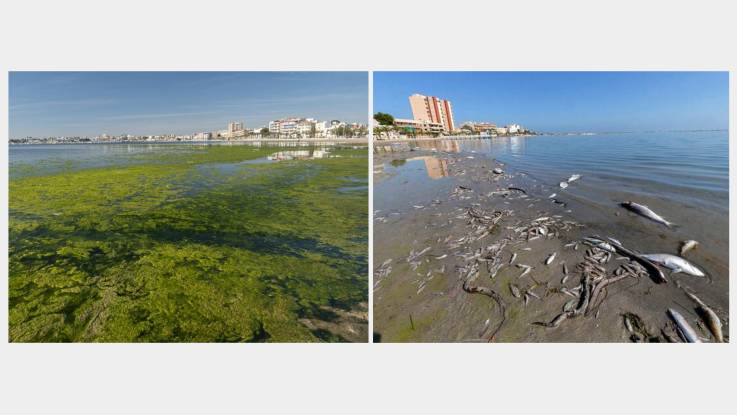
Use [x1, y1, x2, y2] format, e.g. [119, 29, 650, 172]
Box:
[8, 71, 369, 342]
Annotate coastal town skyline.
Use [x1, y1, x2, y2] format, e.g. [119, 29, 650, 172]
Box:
[373, 71, 729, 133]
[9, 72, 369, 138]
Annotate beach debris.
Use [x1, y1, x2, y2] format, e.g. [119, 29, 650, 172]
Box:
[680, 240, 699, 256]
[509, 283, 521, 298]
[640, 254, 705, 277]
[567, 174, 582, 183]
[492, 167, 504, 174]
[622, 312, 658, 342]
[667, 308, 702, 343]
[545, 252, 557, 265]
[516, 264, 532, 278]
[559, 182, 569, 189]
[508, 186, 527, 194]
[461, 265, 506, 342]
[374, 259, 393, 279]
[594, 237, 668, 284]
[407, 247, 431, 271]
[684, 291, 723, 342]
[620, 201, 675, 227]
[563, 299, 577, 312]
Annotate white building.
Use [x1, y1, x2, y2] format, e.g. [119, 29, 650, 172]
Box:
[269, 118, 326, 137]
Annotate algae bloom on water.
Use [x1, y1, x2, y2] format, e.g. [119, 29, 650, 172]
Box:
[9, 144, 369, 342]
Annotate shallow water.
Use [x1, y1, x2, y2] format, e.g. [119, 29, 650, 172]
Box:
[9, 143, 368, 342]
[373, 131, 728, 342]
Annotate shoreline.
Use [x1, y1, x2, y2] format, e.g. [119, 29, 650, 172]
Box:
[373, 134, 535, 144]
[9, 137, 369, 146]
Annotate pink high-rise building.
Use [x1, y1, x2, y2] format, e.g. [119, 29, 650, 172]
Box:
[408, 94, 455, 132]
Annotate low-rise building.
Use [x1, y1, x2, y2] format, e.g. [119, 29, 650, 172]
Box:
[394, 118, 444, 134]
[269, 117, 327, 137]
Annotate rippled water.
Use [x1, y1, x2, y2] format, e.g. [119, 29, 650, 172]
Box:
[378, 130, 728, 213]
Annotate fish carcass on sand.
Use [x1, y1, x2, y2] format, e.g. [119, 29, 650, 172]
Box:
[667, 308, 702, 343]
[685, 291, 724, 343]
[567, 174, 581, 183]
[545, 252, 557, 265]
[640, 254, 705, 277]
[680, 240, 699, 256]
[620, 201, 674, 227]
[559, 182, 569, 189]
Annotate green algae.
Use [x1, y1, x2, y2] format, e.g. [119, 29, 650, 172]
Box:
[9, 145, 368, 342]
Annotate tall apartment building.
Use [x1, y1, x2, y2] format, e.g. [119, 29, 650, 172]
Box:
[228, 121, 244, 133]
[409, 94, 455, 132]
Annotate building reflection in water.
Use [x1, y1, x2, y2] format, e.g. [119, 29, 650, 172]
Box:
[268, 149, 330, 161]
[407, 156, 449, 179]
[413, 140, 460, 153]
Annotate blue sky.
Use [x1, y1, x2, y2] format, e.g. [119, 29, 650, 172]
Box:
[10, 72, 368, 137]
[373, 72, 728, 132]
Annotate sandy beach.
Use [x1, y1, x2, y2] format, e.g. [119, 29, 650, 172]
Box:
[372, 137, 728, 343]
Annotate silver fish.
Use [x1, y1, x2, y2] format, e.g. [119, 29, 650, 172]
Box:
[545, 252, 557, 265]
[641, 254, 705, 277]
[667, 308, 702, 343]
[559, 182, 569, 189]
[567, 174, 581, 183]
[548, 193, 557, 199]
[680, 240, 699, 256]
[620, 201, 674, 227]
[509, 252, 517, 264]
[493, 167, 504, 174]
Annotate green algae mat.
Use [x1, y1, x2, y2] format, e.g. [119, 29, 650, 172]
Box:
[9, 144, 368, 342]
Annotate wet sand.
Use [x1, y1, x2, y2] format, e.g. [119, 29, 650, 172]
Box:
[373, 142, 728, 343]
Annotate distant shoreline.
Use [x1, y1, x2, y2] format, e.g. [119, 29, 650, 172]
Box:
[9, 137, 369, 146]
[374, 134, 536, 144]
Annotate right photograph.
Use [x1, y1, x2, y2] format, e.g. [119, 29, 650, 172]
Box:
[372, 71, 729, 343]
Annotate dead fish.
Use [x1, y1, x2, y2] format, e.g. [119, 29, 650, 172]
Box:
[516, 264, 532, 278]
[509, 284, 521, 298]
[545, 252, 557, 265]
[561, 274, 570, 284]
[563, 299, 577, 312]
[526, 289, 541, 300]
[413, 205, 424, 209]
[562, 263, 569, 276]
[685, 291, 723, 343]
[509, 252, 517, 265]
[548, 193, 557, 199]
[680, 240, 699, 256]
[567, 174, 582, 183]
[559, 182, 569, 189]
[623, 315, 634, 333]
[493, 167, 504, 174]
[667, 308, 702, 343]
[583, 237, 616, 253]
[620, 201, 674, 227]
[640, 254, 705, 277]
